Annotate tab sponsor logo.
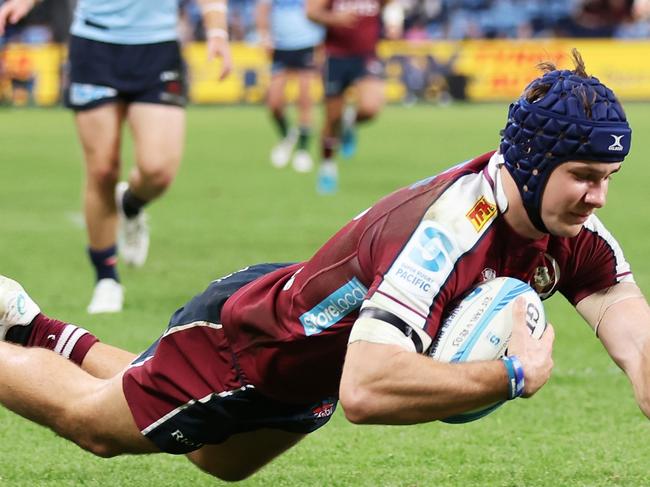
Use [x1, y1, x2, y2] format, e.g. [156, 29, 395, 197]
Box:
[466, 196, 496, 231]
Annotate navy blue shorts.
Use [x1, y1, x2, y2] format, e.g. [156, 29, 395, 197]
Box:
[122, 263, 338, 454]
[323, 54, 384, 97]
[64, 35, 187, 111]
[271, 46, 317, 74]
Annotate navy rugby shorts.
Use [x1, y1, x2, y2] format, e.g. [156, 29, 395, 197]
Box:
[271, 46, 318, 74]
[122, 263, 338, 454]
[323, 54, 384, 97]
[64, 35, 187, 111]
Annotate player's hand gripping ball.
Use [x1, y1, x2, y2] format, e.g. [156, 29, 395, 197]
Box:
[429, 277, 546, 423]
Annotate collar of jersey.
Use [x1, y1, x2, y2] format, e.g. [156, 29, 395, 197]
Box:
[487, 152, 509, 214]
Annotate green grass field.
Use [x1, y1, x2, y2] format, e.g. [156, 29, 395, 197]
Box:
[1, 103, 649, 486]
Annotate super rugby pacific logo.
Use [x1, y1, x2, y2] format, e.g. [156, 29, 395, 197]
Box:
[388, 222, 458, 299]
[300, 278, 368, 336]
[408, 224, 454, 272]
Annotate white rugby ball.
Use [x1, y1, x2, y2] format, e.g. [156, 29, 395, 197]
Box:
[429, 277, 546, 423]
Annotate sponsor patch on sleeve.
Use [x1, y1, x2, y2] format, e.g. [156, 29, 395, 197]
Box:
[383, 221, 459, 303]
[300, 278, 368, 336]
[466, 196, 496, 231]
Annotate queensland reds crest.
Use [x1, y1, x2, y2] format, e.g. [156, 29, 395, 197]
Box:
[530, 253, 560, 298]
[480, 268, 497, 282]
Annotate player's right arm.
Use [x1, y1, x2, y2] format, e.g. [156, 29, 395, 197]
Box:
[306, 0, 358, 28]
[196, 0, 233, 80]
[339, 299, 555, 425]
[0, 0, 37, 35]
[254, 0, 272, 53]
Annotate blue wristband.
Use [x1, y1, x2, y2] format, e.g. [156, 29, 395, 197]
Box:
[501, 356, 525, 400]
[510, 355, 525, 398]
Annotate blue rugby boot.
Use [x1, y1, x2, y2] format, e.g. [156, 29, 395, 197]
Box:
[316, 162, 338, 194]
[340, 106, 357, 159]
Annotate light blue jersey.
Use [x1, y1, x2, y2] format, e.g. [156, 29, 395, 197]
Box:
[70, 0, 178, 45]
[265, 0, 324, 50]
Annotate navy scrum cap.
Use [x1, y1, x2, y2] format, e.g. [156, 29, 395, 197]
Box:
[499, 66, 632, 233]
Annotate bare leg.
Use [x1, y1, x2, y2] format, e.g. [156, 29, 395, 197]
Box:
[187, 429, 305, 481]
[126, 103, 185, 202]
[316, 94, 346, 192]
[267, 70, 288, 130]
[296, 69, 316, 129]
[354, 76, 385, 123]
[75, 103, 127, 251]
[0, 341, 157, 456]
[81, 342, 137, 379]
[323, 94, 345, 144]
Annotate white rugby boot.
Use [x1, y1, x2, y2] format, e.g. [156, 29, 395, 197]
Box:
[270, 128, 299, 168]
[115, 181, 150, 267]
[87, 278, 123, 314]
[292, 149, 314, 173]
[0, 275, 41, 340]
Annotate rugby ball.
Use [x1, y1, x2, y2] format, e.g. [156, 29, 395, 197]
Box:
[429, 277, 546, 423]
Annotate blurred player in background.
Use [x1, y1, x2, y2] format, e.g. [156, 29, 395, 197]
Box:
[0, 0, 232, 314]
[256, 0, 324, 173]
[307, 0, 404, 193]
[5, 51, 650, 481]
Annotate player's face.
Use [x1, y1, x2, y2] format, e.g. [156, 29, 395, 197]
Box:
[541, 161, 622, 237]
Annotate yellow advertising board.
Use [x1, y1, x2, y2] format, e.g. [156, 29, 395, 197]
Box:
[3, 39, 650, 106]
[377, 39, 650, 102]
[1, 43, 64, 106]
[184, 42, 324, 104]
[187, 39, 650, 104]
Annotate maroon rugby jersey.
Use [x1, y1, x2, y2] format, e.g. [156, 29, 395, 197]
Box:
[324, 0, 381, 56]
[221, 151, 633, 403]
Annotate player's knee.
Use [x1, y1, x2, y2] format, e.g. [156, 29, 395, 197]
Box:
[269, 104, 284, 119]
[198, 463, 257, 482]
[357, 104, 381, 122]
[52, 412, 123, 458]
[87, 163, 120, 190]
[138, 163, 176, 191]
[189, 449, 260, 482]
[78, 437, 123, 458]
[73, 426, 124, 458]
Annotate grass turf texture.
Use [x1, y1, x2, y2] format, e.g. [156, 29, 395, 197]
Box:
[1, 104, 649, 486]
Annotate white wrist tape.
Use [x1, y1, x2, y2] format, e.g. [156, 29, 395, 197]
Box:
[206, 28, 229, 40]
[203, 2, 227, 13]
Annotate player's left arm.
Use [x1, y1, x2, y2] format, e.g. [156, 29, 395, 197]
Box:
[255, 0, 273, 54]
[306, 0, 358, 28]
[381, 0, 404, 39]
[576, 282, 650, 418]
[196, 0, 233, 80]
